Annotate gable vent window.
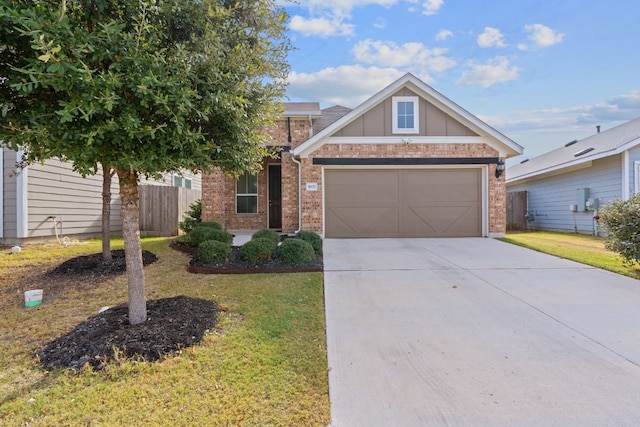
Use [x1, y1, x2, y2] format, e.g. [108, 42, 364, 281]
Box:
[236, 172, 258, 214]
[574, 147, 594, 157]
[173, 174, 192, 189]
[392, 96, 419, 134]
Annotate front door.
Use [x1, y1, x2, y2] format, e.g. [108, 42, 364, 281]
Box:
[268, 164, 282, 229]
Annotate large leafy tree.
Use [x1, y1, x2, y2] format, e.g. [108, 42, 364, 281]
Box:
[0, 0, 290, 324]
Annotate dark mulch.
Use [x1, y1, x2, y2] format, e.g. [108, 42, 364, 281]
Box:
[37, 296, 219, 371]
[170, 241, 323, 274]
[48, 249, 158, 278]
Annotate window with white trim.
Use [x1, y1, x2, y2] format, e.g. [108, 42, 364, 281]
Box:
[392, 96, 419, 134]
[236, 172, 258, 214]
[173, 174, 192, 189]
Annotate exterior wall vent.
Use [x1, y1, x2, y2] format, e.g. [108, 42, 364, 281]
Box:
[574, 147, 594, 157]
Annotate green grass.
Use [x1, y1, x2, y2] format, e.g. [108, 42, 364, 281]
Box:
[0, 238, 329, 426]
[502, 231, 640, 279]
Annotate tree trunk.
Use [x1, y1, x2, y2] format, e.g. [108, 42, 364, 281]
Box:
[101, 163, 113, 262]
[116, 167, 147, 325]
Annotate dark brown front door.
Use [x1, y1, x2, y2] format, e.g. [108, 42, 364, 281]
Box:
[268, 164, 282, 229]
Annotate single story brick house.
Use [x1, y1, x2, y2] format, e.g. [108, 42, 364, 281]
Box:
[201, 73, 523, 238]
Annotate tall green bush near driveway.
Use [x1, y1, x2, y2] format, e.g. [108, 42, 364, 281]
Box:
[599, 194, 640, 263]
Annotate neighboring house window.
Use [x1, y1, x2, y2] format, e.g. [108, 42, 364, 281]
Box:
[392, 96, 419, 134]
[236, 172, 258, 214]
[173, 174, 192, 189]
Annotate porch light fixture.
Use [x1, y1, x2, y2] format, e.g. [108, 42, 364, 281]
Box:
[495, 159, 505, 179]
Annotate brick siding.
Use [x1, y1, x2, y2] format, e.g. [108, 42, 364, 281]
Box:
[202, 117, 508, 237]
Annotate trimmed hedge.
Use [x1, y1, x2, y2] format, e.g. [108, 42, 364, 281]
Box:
[241, 238, 277, 263]
[198, 240, 231, 264]
[278, 238, 315, 264]
[197, 221, 223, 230]
[251, 229, 281, 245]
[187, 227, 233, 246]
[295, 230, 322, 254]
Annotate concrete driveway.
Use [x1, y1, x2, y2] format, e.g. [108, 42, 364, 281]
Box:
[324, 238, 640, 426]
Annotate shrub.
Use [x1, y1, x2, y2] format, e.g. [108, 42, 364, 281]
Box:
[251, 229, 281, 245]
[599, 194, 640, 263]
[197, 221, 223, 230]
[187, 227, 233, 246]
[198, 240, 231, 264]
[178, 199, 201, 234]
[278, 238, 315, 264]
[241, 238, 277, 263]
[295, 230, 323, 254]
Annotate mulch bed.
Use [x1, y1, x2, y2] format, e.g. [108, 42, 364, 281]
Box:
[48, 249, 158, 278]
[37, 296, 219, 371]
[29, 238, 320, 372]
[170, 241, 323, 274]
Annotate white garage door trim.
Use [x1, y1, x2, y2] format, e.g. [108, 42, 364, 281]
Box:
[321, 165, 489, 238]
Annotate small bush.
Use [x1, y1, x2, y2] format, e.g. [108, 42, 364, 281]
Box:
[241, 238, 277, 263]
[198, 240, 231, 264]
[599, 194, 640, 263]
[187, 227, 233, 246]
[295, 231, 323, 254]
[197, 221, 223, 230]
[178, 199, 201, 234]
[278, 239, 315, 264]
[251, 229, 281, 245]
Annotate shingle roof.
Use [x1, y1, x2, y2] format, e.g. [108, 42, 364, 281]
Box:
[313, 105, 352, 134]
[507, 117, 640, 183]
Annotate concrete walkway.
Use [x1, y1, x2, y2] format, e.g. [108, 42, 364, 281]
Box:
[324, 238, 640, 426]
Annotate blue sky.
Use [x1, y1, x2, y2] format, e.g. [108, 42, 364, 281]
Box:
[281, 0, 640, 162]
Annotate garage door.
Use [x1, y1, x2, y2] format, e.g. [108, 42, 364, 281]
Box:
[325, 169, 482, 238]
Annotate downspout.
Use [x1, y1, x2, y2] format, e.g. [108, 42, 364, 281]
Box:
[623, 150, 630, 200]
[291, 155, 302, 234]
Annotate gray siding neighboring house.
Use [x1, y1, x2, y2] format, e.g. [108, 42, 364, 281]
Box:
[1, 147, 201, 245]
[506, 118, 640, 235]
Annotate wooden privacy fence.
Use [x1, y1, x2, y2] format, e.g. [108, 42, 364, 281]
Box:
[507, 190, 528, 231]
[139, 185, 201, 236]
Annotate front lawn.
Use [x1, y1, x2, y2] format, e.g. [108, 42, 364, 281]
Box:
[0, 238, 329, 426]
[502, 231, 640, 279]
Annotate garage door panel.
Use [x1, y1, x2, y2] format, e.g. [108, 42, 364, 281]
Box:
[325, 170, 399, 204]
[404, 205, 480, 237]
[325, 169, 482, 238]
[327, 207, 400, 237]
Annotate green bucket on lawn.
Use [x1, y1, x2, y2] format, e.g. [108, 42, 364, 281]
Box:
[24, 289, 43, 308]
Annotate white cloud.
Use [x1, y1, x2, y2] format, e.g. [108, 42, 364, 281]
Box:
[289, 15, 355, 37]
[373, 17, 387, 29]
[287, 1, 444, 37]
[435, 29, 453, 41]
[286, 65, 407, 106]
[290, 0, 399, 19]
[419, 0, 444, 15]
[481, 90, 640, 159]
[456, 57, 521, 88]
[477, 27, 507, 48]
[523, 24, 564, 47]
[353, 39, 456, 72]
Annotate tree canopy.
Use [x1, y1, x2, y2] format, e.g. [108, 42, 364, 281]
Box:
[0, 0, 291, 324]
[1, 0, 289, 176]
